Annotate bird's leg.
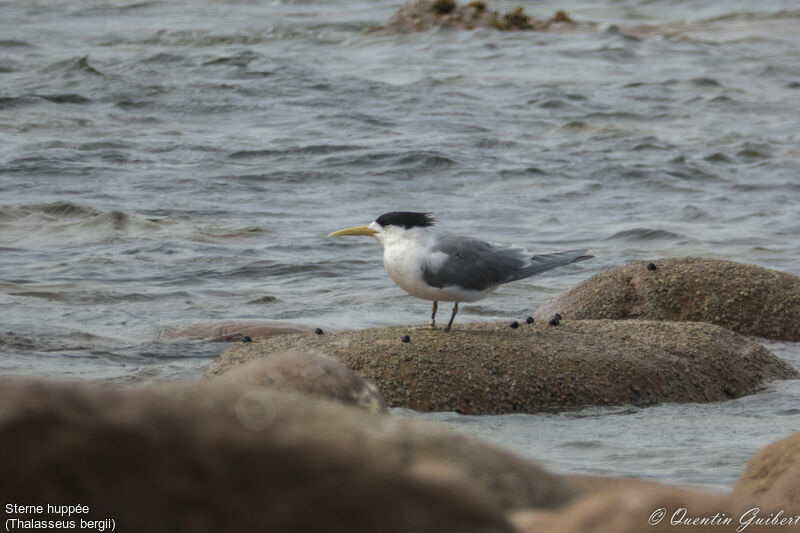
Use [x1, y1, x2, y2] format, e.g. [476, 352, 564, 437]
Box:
[444, 302, 459, 331]
[429, 301, 438, 329]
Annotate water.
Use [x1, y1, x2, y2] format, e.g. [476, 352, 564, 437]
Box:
[1, 0, 798, 487]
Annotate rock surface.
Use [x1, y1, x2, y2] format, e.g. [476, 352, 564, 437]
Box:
[0, 379, 522, 532]
[511, 484, 732, 533]
[379, 0, 578, 33]
[209, 351, 386, 411]
[732, 432, 800, 513]
[3, 377, 798, 531]
[541, 257, 800, 341]
[208, 320, 799, 414]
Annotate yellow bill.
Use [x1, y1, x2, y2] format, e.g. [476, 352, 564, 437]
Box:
[328, 225, 377, 237]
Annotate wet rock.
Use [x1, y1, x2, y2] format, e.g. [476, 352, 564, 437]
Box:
[378, 0, 579, 33]
[732, 432, 800, 513]
[208, 351, 387, 412]
[161, 320, 310, 340]
[209, 332, 252, 343]
[542, 257, 800, 341]
[208, 320, 798, 414]
[526, 316, 534, 324]
[315, 327, 324, 335]
[509, 321, 519, 329]
[0, 380, 515, 533]
[401, 335, 411, 343]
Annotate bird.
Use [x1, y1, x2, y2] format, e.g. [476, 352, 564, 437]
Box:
[329, 211, 592, 331]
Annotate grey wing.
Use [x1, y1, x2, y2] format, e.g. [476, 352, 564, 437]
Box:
[422, 234, 533, 291]
[422, 234, 591, 291]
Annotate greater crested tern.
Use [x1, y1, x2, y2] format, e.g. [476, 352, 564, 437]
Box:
[329, 211, 592, 330]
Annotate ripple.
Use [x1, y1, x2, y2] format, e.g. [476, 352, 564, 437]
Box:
[230, 144, 368, 159]
[38, 93, 92, 104]
[607, 228, 686, 241]
[0, 40, 33, 47]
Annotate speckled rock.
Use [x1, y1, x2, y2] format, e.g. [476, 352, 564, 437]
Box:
[208, 351, 386, 412]
[208, 320, 799, 414]
[732, 432, 800, 513]
[378, 0, 578, 33]
[540, 257, 800, 341]
[0, 379, 518, 533]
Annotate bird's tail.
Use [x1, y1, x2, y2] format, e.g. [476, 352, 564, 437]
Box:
[507, 249, 592, 282]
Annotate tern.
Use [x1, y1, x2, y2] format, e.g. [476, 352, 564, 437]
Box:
[329, 211, 592, 330]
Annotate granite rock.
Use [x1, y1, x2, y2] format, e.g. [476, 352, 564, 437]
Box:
[541, 257, 800, 341]
[208, 320, 798, 414]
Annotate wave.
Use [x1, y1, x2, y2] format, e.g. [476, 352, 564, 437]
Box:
[0, 39, 33, 47]
[40, 56, 102, 76]
[320, 149, 459, 171]
[606, 228, 686, 241]
[0, 329, 114, 353]
[0, 93, 91, 110]
[0, 202, 270, 246]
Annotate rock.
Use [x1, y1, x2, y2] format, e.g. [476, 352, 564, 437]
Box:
[732, 432, 800, 513]
[186, 383, 576, 511]
[378, 0, 579, 33]
[511, 484, 732, 533]
[541, 257, 800, 341]
[208, 351, 387, 412]
[0, 379, 519, 533]
[159, 320, 310, 341]
[208, 320, 798, 414]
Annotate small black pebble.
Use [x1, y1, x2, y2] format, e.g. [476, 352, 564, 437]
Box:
[647, 262, 657, 271]
[241, 335, 252, 343]
[401, 335, 411, 343]
[526, 316, 534, 324]
[554, 313, 562, 320]
[314, 328, 324, 335]
[549, 314, 561, 326]
[509, 321, 519, 328]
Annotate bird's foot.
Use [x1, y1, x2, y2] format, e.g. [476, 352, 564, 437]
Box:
[443, 325, 451, 332]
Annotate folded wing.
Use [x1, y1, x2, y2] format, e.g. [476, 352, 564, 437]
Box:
[422, 233, 591, 292]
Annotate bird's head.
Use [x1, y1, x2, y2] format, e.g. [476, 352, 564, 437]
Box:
[328, 211, 435, 245]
